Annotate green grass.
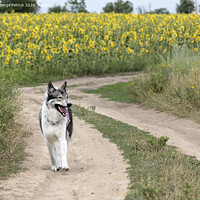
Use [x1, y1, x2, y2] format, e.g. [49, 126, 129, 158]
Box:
[83, 47, 200, 123]
[83, 82, 136, 103]
[126, 48, 200, 122]
[0, 127, 31, 179]
[0, 76, 31, 179]
[0, 70, 74, 87]
[73, 105, 200, 199]
[1, 56, 147, 86]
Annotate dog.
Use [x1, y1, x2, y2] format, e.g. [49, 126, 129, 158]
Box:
[39, 81, 73, 171]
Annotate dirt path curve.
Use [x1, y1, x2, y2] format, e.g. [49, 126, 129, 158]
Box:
[0, 74, 133, 200]
[69, 74, 200, 161]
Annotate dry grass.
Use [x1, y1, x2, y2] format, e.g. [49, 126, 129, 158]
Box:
[127, 47, 200, 122]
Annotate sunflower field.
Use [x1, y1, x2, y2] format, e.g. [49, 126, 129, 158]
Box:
[0, 12, 200, 83]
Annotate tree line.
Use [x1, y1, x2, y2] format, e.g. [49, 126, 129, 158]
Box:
[0, 0, 198, 14]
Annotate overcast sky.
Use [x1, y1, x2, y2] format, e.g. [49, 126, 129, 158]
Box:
[37, 0, 199, 14]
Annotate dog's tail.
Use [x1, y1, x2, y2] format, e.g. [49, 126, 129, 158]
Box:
[67, 107, 73, 138]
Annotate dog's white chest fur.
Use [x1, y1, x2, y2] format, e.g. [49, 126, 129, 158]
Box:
[41, 102, 68, 141]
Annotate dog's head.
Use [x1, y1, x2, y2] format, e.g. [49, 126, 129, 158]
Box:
[46, 81, 72, 117]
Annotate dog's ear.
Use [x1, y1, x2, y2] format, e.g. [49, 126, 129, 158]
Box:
[48, 81, 55, 95]
[61, 81, 67, 92]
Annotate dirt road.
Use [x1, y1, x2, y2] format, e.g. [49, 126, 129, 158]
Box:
[1, 73, 200, 200]
[0, 74, 132, 200]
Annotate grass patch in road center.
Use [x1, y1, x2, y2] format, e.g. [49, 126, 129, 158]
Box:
[73, 105, 200, 199]
[83, 82, 136, 103]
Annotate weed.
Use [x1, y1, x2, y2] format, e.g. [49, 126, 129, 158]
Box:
[86, 46, 200, 122]
[0, 76, 29, 179]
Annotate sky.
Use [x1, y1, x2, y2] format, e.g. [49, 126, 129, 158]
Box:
[37, 0, 193, 14]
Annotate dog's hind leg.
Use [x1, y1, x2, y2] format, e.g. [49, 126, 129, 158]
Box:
[59, 138, 69, 171]
[66, 134, 71, 145]
[45, 140, 59, 171]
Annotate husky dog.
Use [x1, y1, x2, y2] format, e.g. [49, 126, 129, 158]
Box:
[39, 81, 73, 171]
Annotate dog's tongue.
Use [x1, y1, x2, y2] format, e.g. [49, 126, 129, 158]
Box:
[60, 106, 70, 122]
[60, 106, 67, 113]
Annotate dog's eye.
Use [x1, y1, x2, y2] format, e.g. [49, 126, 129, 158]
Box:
[58, 96, 62, 100]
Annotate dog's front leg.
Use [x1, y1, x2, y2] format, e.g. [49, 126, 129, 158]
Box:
[54, 142, 61, 169]
[45, 140, 59, 171]
[59, 138, 69, 171]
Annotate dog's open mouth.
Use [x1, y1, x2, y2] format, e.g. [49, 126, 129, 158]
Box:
[55, 104, 70, 121]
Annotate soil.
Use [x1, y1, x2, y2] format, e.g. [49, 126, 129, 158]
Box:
[1, 73, 200, 199]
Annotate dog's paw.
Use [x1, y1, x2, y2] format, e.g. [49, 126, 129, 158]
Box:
[62, 164, 70, 171]
[56, 161, 62, 169]
[51, 165, 59, 172]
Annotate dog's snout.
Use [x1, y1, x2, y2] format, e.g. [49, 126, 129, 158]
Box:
[67, 102, 72, 107]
